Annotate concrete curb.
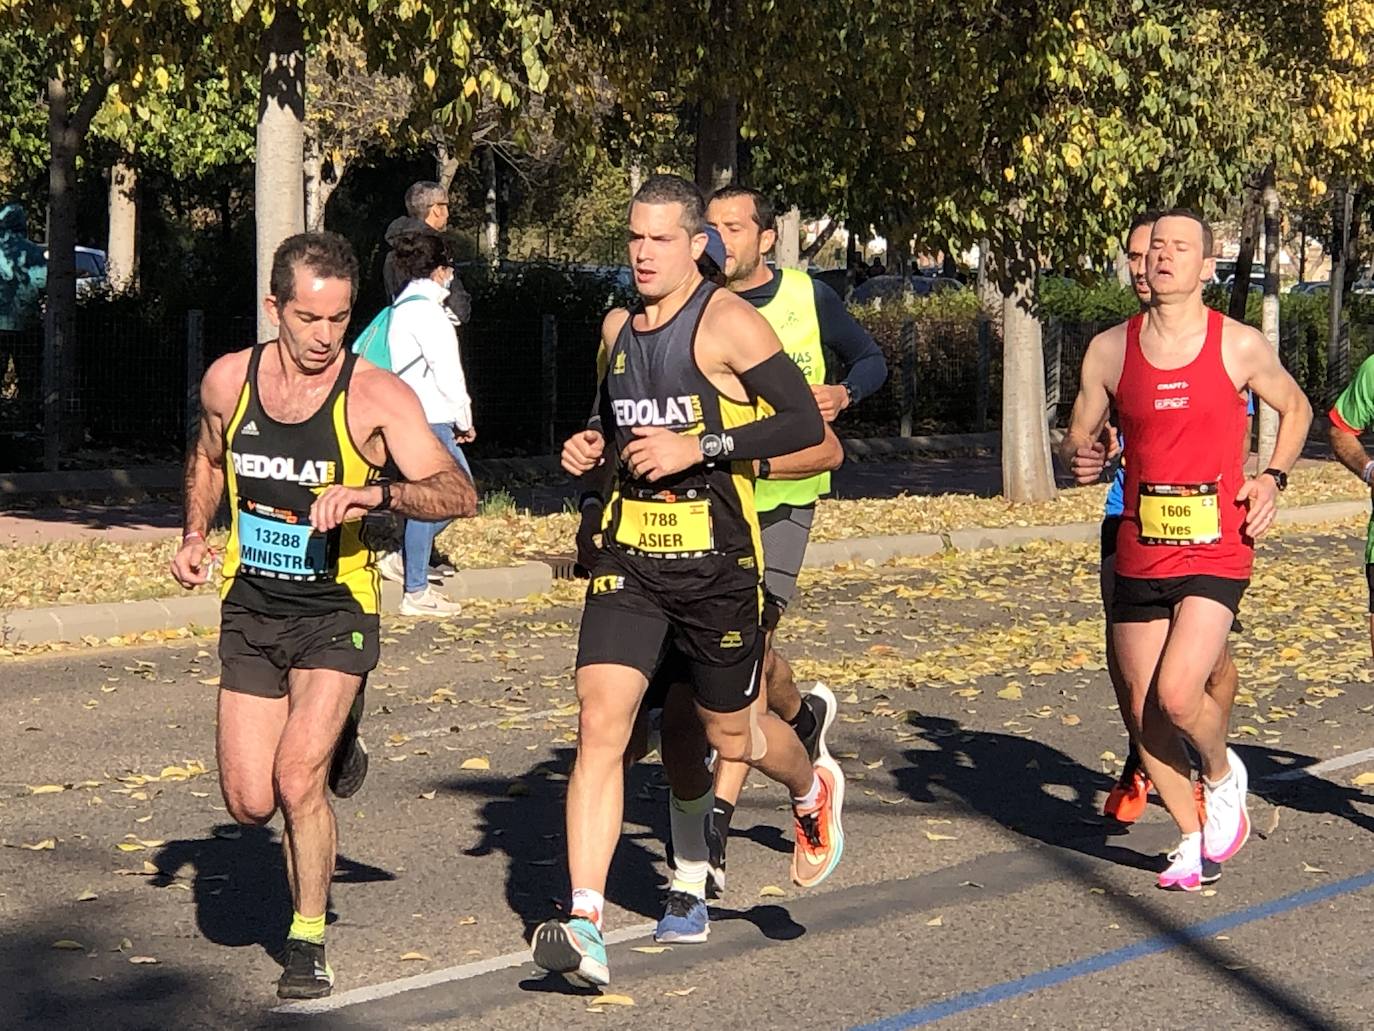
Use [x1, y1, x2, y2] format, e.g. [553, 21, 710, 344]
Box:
[4, 502, 1366, 648]
[3, 561, 555, 648]
[803, 498, 1369, 569]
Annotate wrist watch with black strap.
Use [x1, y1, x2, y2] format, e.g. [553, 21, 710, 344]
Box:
[371, 481, 393, 511]
[1261, 467, 1288, 491]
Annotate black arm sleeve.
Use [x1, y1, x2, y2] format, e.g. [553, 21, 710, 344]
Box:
[715, 351, 824, 463]
[814, 279, 887, 402]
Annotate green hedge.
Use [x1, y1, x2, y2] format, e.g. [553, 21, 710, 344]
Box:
[842, 282, 1374, 435]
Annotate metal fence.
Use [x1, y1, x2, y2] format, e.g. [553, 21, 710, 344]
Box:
[4, 307, 1373, 473]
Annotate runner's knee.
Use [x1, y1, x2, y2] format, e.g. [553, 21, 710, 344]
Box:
[222, 781, 276, 826]
[273, 759, 327, 816]
[1154, 679, 1203, 726]
[577, 697, 635, 756]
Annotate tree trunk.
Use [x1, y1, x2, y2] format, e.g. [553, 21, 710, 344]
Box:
[496, 153, 511, 259]
[1328, 186, 1354, 404]
[480, 146, 498, 261]
[800, 218, 838, 263]
[106, 156, 138, 294]
[976, 239, 1000, 324]
[1297, 220, 1307, 283]
[436, 138, 460, 194]
[1258, 163, 1280, 469]
[999, 231, 1056, 503]
[1229, 187, 1261, 322]
[219, 182, 234, 249]
[629, 161, 644, 195]
[255, 6, 306, 342]
[694, 94, 737, 195]
[303, 134, 322, 231]
[1345, 193, 1364, 294]
[43, 67, 110, 469]
[776, 206, 801, 269]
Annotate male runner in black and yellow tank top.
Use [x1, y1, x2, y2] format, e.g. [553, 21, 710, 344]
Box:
[170, 232, 475, 1000]
[531, 175, 846, 988]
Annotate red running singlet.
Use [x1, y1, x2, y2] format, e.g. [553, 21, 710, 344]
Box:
[1114, 309, 1253, 580]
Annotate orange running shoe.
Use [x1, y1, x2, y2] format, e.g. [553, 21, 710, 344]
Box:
[791, 757, 845, 888]
[1194, 779, 1207, 827]
[1103, 769, 1151, 823]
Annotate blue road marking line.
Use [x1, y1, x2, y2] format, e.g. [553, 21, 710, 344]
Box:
[852, 867, 1374, 1030]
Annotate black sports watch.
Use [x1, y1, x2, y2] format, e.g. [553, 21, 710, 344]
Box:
[371, 481, 393, 511]
[841, 381, 856, 406]
[757, 458, 771, 480]
[1261, 467, 1288, 491]
[699, 433, 732, 460]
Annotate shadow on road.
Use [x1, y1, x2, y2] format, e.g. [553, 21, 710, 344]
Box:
[891, 714, 1352, 1030]
[892, 713, 1154, 871]
[448, 748, 671, 939]
[152, 825, 396, 960]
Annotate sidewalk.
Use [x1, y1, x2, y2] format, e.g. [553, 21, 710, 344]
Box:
[4, 498, 1366, 649]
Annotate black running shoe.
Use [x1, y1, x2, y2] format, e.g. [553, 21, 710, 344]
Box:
[328, 689, 368, 799]
[797, 683, 837, 763]
[276, 939, 334, 1000]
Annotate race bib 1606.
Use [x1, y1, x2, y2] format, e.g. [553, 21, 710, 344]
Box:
[1137, 481, 1221, 546]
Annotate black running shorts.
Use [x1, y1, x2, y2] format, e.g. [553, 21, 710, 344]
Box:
[1111, 574, 1248, 624]
[576, 548, 764, 713]
[219, 603, 379, 699]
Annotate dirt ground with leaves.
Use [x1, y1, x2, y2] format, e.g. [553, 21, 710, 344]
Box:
[0, 458, 1366, 615]
[5, 523, 1374, 1029]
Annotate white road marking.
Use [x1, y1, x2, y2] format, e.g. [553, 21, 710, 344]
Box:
[273, 741, 1374, 1016]
[273, 922, 656, 1015]
[1265, 745, 1374, 782]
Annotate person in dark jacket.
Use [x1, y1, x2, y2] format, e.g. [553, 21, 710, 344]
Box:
[382, 182, 471, 326]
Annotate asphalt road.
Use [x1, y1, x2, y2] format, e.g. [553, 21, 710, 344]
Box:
[4, 526, 1374, 1030]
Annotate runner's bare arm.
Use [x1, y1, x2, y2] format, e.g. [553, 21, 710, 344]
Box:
[171, 352, 244, 588]
[755, 423, 844, 480]
[1230, 323, 1313, 535]
[1235, 325, 1312, 474]
[1329, 419, 1371, 479]
[311, 370, 475, 531]
[1058, 327, 1120, 483]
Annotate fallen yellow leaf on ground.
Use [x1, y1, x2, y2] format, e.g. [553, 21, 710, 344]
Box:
[758, 885, 786, 897]
[460, 757, 491, 771]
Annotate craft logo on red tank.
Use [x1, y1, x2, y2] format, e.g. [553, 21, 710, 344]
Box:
[1154, 379, 1190, 411]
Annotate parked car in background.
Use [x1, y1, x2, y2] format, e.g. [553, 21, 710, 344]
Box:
[1289, 281, 1329, 295]
[42, 245, 109, 297]
[809, 267, 850, 299]
[851, 274, 965, 304]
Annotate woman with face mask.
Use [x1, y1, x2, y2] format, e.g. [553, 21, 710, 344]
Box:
[377, 232, 475, 616]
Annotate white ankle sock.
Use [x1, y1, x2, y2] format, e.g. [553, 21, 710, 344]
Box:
[793, 772, 822, 810]
[570, 888, 604, 928]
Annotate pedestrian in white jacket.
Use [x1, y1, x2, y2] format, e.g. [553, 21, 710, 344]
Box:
[379, 232, 475, 616]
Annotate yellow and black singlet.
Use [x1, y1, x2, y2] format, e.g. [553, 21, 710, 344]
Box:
[600, 279, 765, 569]
[220, 344, 381, 616]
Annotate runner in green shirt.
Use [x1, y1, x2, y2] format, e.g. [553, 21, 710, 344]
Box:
[1328, 354, 1374, 655]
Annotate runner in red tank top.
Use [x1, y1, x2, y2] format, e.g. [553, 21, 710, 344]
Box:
[1060, 210, 1312, 892]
